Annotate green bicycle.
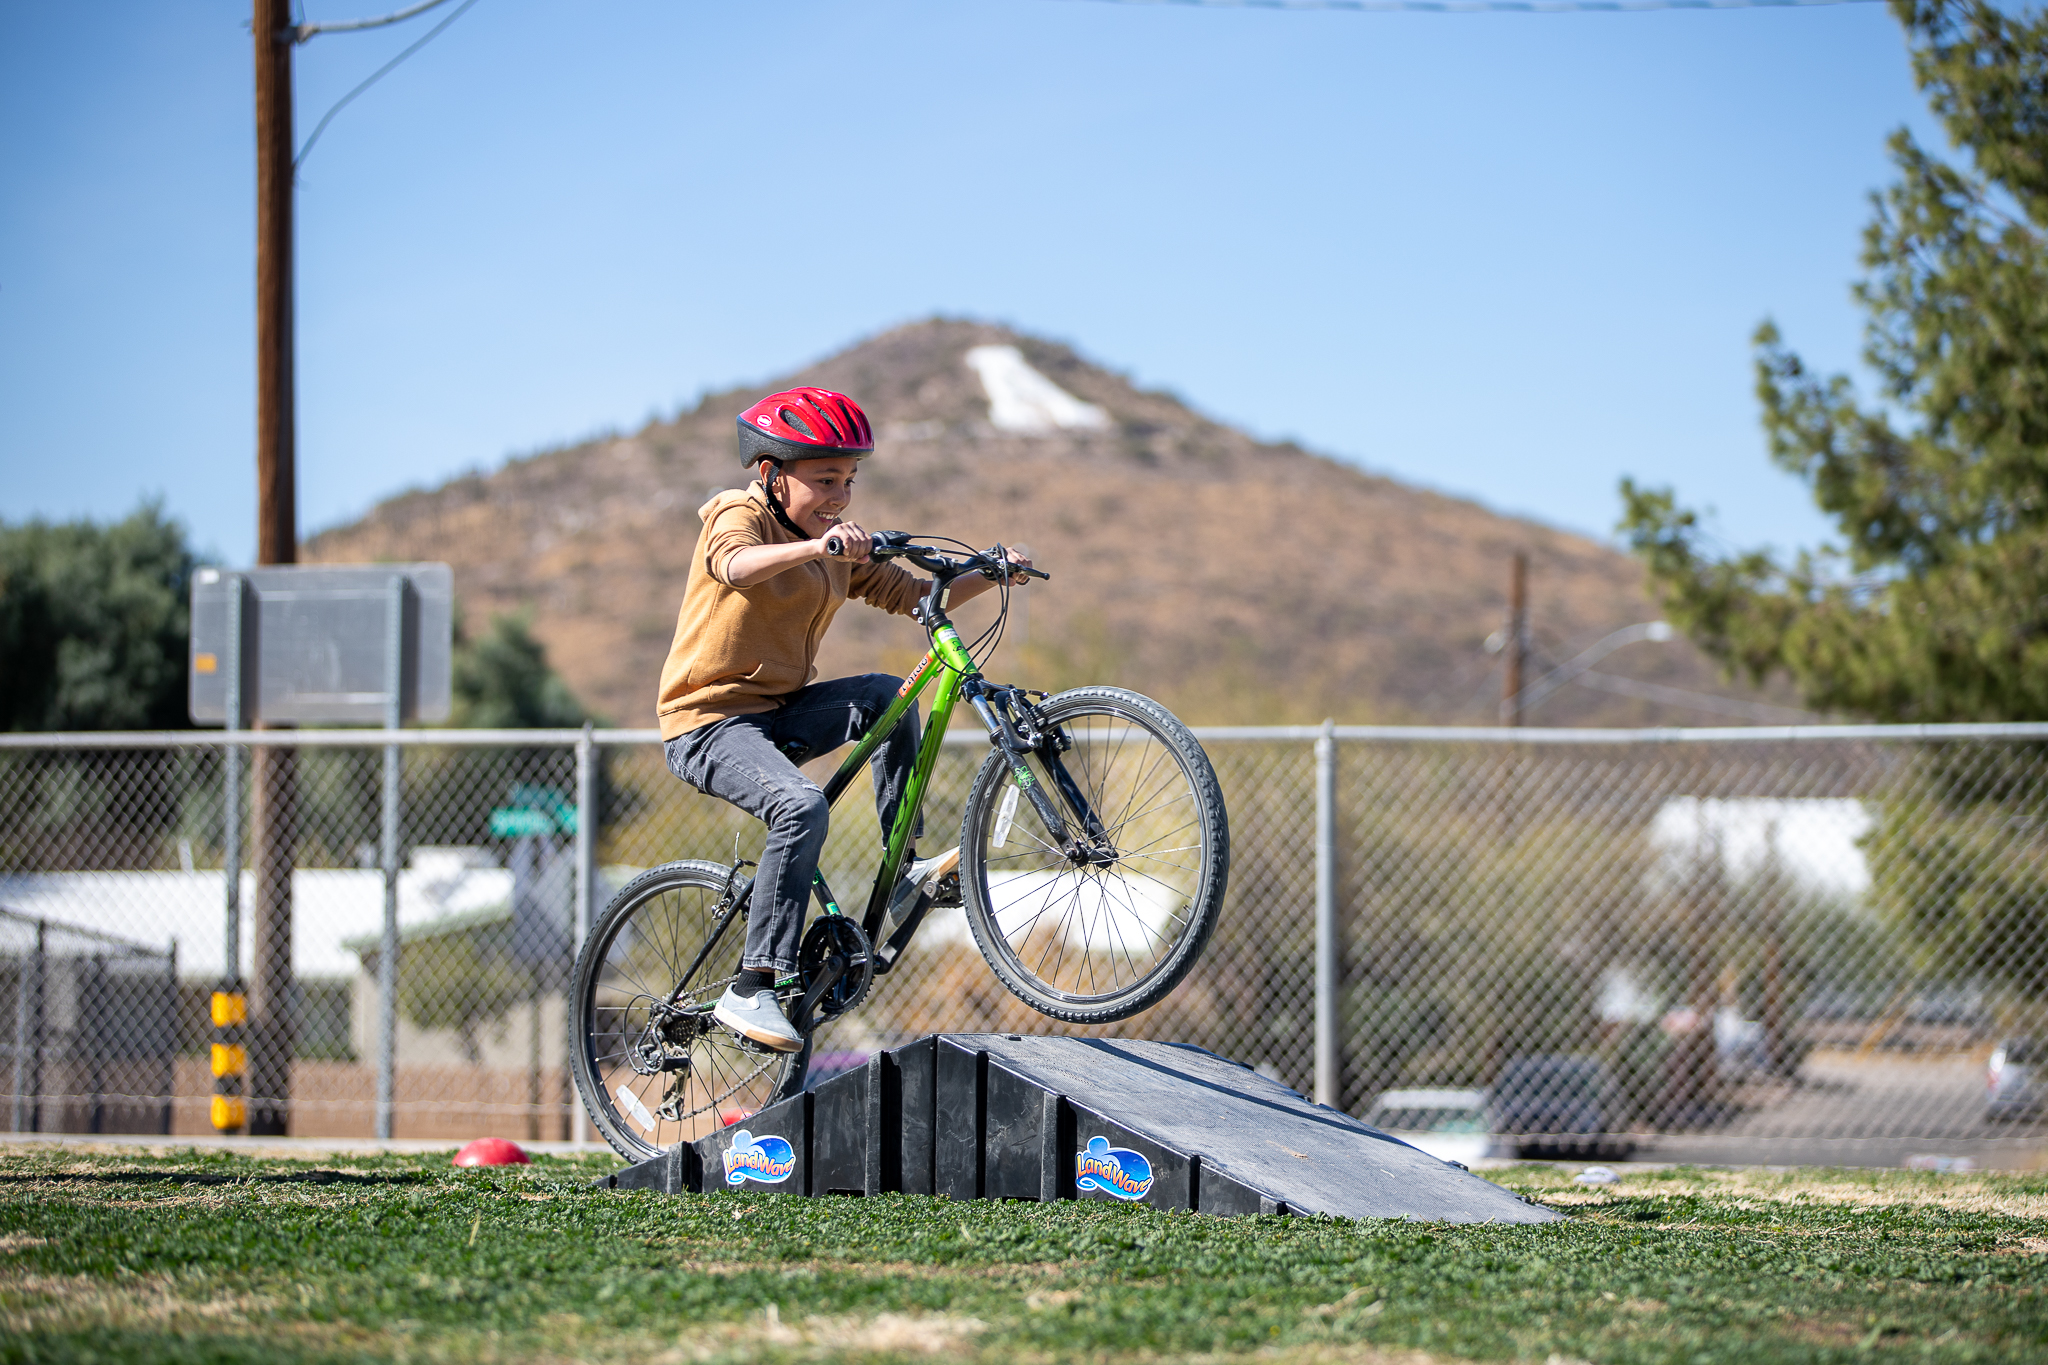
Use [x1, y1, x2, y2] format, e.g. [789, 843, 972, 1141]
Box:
[568, 532, 1230, 1162]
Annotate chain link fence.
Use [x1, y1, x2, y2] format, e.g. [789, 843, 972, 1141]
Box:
[4, 723, 2046, 1164]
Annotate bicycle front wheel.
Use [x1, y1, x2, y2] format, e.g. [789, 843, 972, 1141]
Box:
[568, 860, 809, 1163]
[959, 686, 1229, 1023]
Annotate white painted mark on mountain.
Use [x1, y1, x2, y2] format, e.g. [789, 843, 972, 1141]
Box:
[964, 345, 1110, 434]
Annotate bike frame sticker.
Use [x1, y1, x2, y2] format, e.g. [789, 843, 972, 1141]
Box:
[1076, 1135, 1154, 1200]
[932, 624, 974, 671]
[896, 652, 934, 697]
[723, 1129, 796, 1185]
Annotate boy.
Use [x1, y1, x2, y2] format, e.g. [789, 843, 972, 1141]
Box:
[657, 386, 1025, 1051]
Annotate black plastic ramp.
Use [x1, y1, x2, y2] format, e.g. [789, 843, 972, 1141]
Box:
[963, 1034, 1553, 1223]
[597, 1032, 1555, 1225]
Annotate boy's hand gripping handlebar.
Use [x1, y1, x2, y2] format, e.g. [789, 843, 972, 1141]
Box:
[826, 530, 1049, 582]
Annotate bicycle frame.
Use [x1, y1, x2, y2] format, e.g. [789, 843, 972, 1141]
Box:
[820, 579, 1101, 940]
[817, 621, 974, 939]
[669, 551, 1098, 1013]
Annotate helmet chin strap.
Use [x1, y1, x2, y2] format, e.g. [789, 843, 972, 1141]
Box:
[759, 462, 817, 542]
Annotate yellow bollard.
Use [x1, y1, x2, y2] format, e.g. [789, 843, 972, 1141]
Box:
[212, 986, 248, 1134]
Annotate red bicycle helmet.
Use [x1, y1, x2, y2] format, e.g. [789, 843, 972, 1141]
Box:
[736, 387, 875, 467]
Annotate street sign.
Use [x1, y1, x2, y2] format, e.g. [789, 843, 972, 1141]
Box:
[187, 564, 454, 725]
[488, 784, 580, 839]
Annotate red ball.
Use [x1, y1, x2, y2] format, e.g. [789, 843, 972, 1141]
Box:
[452, 1137, 530, 1167]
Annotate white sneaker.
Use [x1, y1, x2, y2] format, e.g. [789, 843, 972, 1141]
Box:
[882, 846, 962, 939]
[712, 986, 804, 1053]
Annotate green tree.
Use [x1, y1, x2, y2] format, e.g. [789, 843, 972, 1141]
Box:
[0, 503, 195, 731]
[448, 612, 590, 729]
[1620, 0, 2048, 723]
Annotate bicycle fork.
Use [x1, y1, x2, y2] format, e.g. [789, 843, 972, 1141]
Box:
[968, 680, 1116, 865]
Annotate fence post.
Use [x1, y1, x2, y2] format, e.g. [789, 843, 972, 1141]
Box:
[10, 920, 43, 1133]
[215, 579, 250, 1134]
[1314, 718, 1339, 1108]
[8, 927, 25, 1132]
[375, 575, 405, 1141]
[221, 578, 245, 1013]
[163, 942, 177, 1136]
[21, 922, 44, 1133]
[572, 722, 596, 1145]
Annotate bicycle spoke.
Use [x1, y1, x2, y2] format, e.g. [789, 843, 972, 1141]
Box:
[1103, 785, 1196, 844]
[1102, 881, 1148, 984]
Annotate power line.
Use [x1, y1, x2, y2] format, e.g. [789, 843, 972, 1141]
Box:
[1051, 0, 1881, 12]
[1572, 669, 1822, 723]
[295, 0, 462, 41]
[294, 0, 483, 171]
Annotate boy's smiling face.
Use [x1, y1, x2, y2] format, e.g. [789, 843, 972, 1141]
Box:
[762, 456, 859, 539]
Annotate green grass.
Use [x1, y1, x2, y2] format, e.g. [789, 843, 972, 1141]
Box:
[1, 1148, 2044, 1364]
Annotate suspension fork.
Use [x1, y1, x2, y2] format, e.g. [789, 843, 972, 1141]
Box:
[1044, 748, 1113, 853]
[1013, 689, 1114, 850]
[968, 680, 1114, 860]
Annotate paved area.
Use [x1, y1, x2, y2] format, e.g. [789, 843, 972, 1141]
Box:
[1627, 1133, 2046, 1171]
[1633, 1049, 2048, 1170]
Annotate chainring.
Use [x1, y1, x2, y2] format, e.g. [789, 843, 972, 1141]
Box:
[797, 916, 875, 1020]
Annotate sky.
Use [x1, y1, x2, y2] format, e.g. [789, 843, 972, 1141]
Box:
[0, 0, 1945, 567]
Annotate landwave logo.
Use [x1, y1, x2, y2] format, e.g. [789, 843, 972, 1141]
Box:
[723, 1129, 796, 1185]
[1076, 1135, 1154, 1200]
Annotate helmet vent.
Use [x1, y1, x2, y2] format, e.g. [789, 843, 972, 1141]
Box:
[780, 409, 816, 439]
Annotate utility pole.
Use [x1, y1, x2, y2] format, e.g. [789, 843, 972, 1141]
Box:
[1499, 551, 1528, 727]
[249, 0, 298, 1136]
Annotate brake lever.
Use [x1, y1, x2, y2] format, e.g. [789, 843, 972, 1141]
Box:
[867, 530, 913, 560]
[976, 546, 1050, 582]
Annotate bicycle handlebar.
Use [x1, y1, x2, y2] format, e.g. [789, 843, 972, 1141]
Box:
[857, 531, 1050, 582]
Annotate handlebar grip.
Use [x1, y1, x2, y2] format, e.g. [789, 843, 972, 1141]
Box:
[981, 562, 1050, 582]
[825, 536, 844, 556]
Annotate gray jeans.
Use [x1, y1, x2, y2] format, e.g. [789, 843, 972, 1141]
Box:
[664, 673, 922, 974]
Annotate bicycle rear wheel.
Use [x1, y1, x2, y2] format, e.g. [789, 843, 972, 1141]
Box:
[568, 860, 809, 1163]
[958, 686, 1229, 1023]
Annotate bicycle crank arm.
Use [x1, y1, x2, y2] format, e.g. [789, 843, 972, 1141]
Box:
[790, 955, 846, 1038]
[872, 890, 933, 976]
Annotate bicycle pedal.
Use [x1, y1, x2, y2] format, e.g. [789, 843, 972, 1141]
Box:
[929, 869, 963, 909]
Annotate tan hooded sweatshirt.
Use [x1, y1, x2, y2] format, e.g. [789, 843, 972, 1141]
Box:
[655, 483, 924, 739]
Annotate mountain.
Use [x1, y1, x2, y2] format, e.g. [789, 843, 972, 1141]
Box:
[306, 318, 1798, 729]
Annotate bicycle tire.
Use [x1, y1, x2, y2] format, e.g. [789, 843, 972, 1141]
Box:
[958, 686, 1229, 1023]
[568, 860, 809, 1163]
